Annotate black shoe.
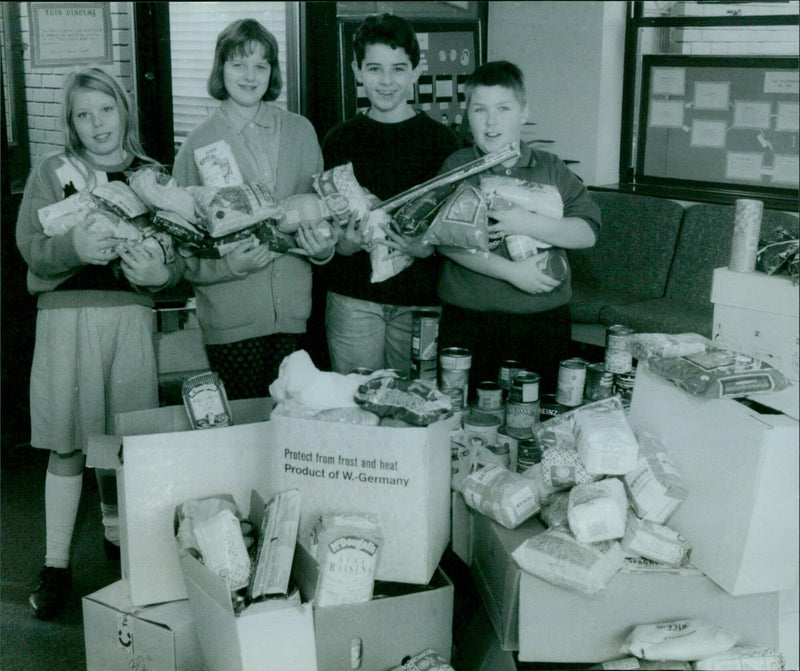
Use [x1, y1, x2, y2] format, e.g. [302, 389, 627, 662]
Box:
[103, 537, 121, 561]
[28, 566, 71, 621]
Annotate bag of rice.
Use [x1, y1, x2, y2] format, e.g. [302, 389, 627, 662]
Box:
[620, 619, 739, 661]
[694, 646, 785, 671]
[623, 431, 687, 524]
[541, 445, 602, 490]
[462, 463, 541, 529]
[567, 478, 628, 544]
[573, 397, 639, 475]
[420, 182, 491, 252]
[511, 528, 625, 595]
[621, 513, 691, 566]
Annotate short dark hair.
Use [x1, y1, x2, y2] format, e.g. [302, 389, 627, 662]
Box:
[353, 13, 420, 69]
[207, 19, 282, 102]
[465, 61, 526, 106]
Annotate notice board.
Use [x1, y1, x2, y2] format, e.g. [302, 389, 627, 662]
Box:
[637, 55, 799, 197]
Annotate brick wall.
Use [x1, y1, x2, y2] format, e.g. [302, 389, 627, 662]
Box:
[17, 1, 135, 161]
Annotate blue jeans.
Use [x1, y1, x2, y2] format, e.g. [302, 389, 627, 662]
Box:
[325, 292, 439, 375]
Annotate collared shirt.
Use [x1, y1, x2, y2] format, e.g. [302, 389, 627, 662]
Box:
[219, 100, 282, 189]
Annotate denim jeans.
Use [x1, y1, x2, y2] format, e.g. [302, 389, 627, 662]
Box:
[325, 292, 439, 375]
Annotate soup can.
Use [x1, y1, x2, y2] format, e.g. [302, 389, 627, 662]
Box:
[516, 435, 543, 474]
[498, 359, 525, 393]
[443, 386, 465, 430]
[583, 362, 614, 402]
[540, 250, 569, 281]
[555, 358, 587, 407]
[605, 324, 634, 374]
[614, 363, 638, 409]
[476, 381, 504, 410]
[505, 400, 539, 439]
[539, 393, 569, 421]
[463, 410, 501, 451]
[509, 371, 540, 403]
[439, 347, 472, 408]
[410, 309, 440, 380]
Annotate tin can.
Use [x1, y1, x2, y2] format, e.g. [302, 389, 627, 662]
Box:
[540, 250, 569, 281]
[463, 409, 501, 449]
[583, 362, 614, 402]
[476, 381, 504, 410]
[555, 358, 587, 407]
[539, 393, 569, 421]
[505, 400, 539, 438]
[516, 435, 543, 474]
[730, 199, 763, 273]
[470, 402, 505, 427]
[439, 347, 472, 407]
[497, 359, 525, 393]
[443, 386, 464, 430]
[410, 309, 440, 380]
[509, 371, 540, 403]
[497, 429, 519, 470]
[614, 363, 637, 409]
[605, 324, 634, 374]
[349, 367, 374, 376]
[488, 443, 511, 469]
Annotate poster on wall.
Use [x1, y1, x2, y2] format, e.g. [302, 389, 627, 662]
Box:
[28, 2, 112, 69]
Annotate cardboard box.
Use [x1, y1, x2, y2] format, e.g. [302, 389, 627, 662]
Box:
[92, 398, 451, 606]
[82, 581, 203, 671]
[628, 362, 799, 595]
[451, 601, 517, 671]
[179, 552, 317, 671]
[711, 267, 799, 383]
[470, 512, 779, 662]
[293, 544, 454, 671]
[451, 490, 475, 565]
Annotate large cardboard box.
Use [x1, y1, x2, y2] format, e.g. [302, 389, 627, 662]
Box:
[470, 512, 779, 662]
[292, 544, 454, 671]
[179, 552, 318, 671]
[711, 267, 799, 383]
[82, 581, 203, 671]
[628, 362, 799, 595]
[94, 398, 451, 606]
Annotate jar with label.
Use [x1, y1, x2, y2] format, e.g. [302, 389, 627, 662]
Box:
[509, 371, 540, 403]
[476, 381, 504, 410]
[463, 410, 501, 449]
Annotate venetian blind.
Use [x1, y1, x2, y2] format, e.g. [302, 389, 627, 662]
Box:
[168, 2, 289, 152]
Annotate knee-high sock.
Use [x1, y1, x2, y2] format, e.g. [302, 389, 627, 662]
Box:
[44, 472, 83, 569]
[96, 469, 119, 544]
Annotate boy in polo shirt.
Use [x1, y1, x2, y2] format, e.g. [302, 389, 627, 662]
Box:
[436, 60, 601, 397]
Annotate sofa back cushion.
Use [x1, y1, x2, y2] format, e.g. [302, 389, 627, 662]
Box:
[665, 203, 799, 306]
[568, 191, 684, 299]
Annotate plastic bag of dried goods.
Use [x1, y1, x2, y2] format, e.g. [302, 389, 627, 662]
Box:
[367, 208, 415, 283]
[188, 181, 283, 238]
[591, 658, 693, 670]
[511, 528, 625, 595]
[312, 162, 372, 227]
[129, 166, 199, 223]
[420, 182, 491, 252]
[621, 512, 691, 566]
[191, 508, 252, 591]
[479, 175, 564, 219]
[623, 431, 687, 524]
[629, 333, 711, 361]
[647, 349, 791, 399]
[462, 463, 541, 529]
[390, 648, 454, 671]
[269, 350, 361, 411]
[694, 646, 785, 671]
[391, 183, 456, 237]
[533, 407, 577, 452]
[567, 478, 628, 544]
[539, 490, 571, 529]
[354, 375, 453, 426]
[620, 619, 739, 661]
[308, 513, 383, 607]
[91, 180, 150, 220]
[573, 396, 639, 475]
[541, 445, 602, 490]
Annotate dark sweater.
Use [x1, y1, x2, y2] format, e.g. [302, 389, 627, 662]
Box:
[321, 110, 458, 306]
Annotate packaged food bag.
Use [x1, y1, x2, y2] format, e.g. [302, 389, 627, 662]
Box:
[367, 208, 414, 283]
[539, 490, 571, 529]
[462, 463, 541, 529]
[312, 162, 372, 226]
[152, 210, 207, 245]
[592, 659, 693, 670]
[420, 182, 491, 252]
[390, 648, 454, 671]
[620, 619, 740, 661]
[573, 396, 639, 475]
[567, 477, 628, 544]
[479, 175, 564, 219]
[191, 508, 252, 591]
[90, 180, 150, 220]
[354, 375, 453, 426]
[541, 445, 602, 490]
[647, 349, 791, 399]
[629, 333, 711, 361]
[391, 182, 456, 236]
[189, 181, 283, 238]
[694, 646, 785, 671]
[623, 431, 687, 524]
[511, 528, 625, 595]
[621, 513, 691, 566]
[128, 166, 199, 223]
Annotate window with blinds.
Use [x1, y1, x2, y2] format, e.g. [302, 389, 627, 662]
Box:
[168, 2, 291, 152]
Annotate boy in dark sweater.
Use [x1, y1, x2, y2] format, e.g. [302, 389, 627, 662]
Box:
[320, 13, 458, 375]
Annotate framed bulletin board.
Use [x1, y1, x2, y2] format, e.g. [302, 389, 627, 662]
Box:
[338, 19, 484, 129]
[637, 55, 799, 202]
[28, 2, 112, 68]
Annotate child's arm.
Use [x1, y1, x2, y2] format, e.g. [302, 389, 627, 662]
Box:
[487, 206, 596, 249]
[438, 246, 561, 295]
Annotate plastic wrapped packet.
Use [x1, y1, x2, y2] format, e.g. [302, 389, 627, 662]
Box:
[151, 210, 207, 245]
[367, 208, 415, 283]
[38, 192, 99, 236]
[309, 513, 383, 607]
[479, 175, 564, 219]
[629, 333, 711, 361]
[182, 371, 233, 429]
[511, 528, 625, 595]
[590, 658, 693, 670]
[420, 182, 491, 252]
[390, 648, 454, 671]
[462, 463, 541, 529]
[91, 180, 150, 220]
[391, 183, 456, 236]
[189, 182, 283, 238]
[312, 162, 372, 226]
[621, 513, 691, 566]
[128, 166, 199, 223]
[620, 619, 740, 661]
[541, 445, 602, 490]
[539, 490, 571, 528]
[757, 226, 799, 280]
[694, 645, 785, 670]
[573, 396, 639, 475]
[354, 375, 453, 426]
[192, 508, 252, 591]
[623, 431, 687, 524]
[567, 478, 628, 544]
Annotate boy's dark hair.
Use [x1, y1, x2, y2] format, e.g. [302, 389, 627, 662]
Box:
[465, 61, 527, 105]
[208, 19, 282, 102]
[353, 13, 420, 69]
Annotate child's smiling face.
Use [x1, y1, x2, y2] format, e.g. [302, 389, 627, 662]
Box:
[223, 41, 271, 110]
[467, 85, 527, 155]
[71, 88, 123, 163]
[352, 42, 420, 122]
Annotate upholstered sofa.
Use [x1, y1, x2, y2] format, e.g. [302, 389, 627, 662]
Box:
[568, 189, 799, 346]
